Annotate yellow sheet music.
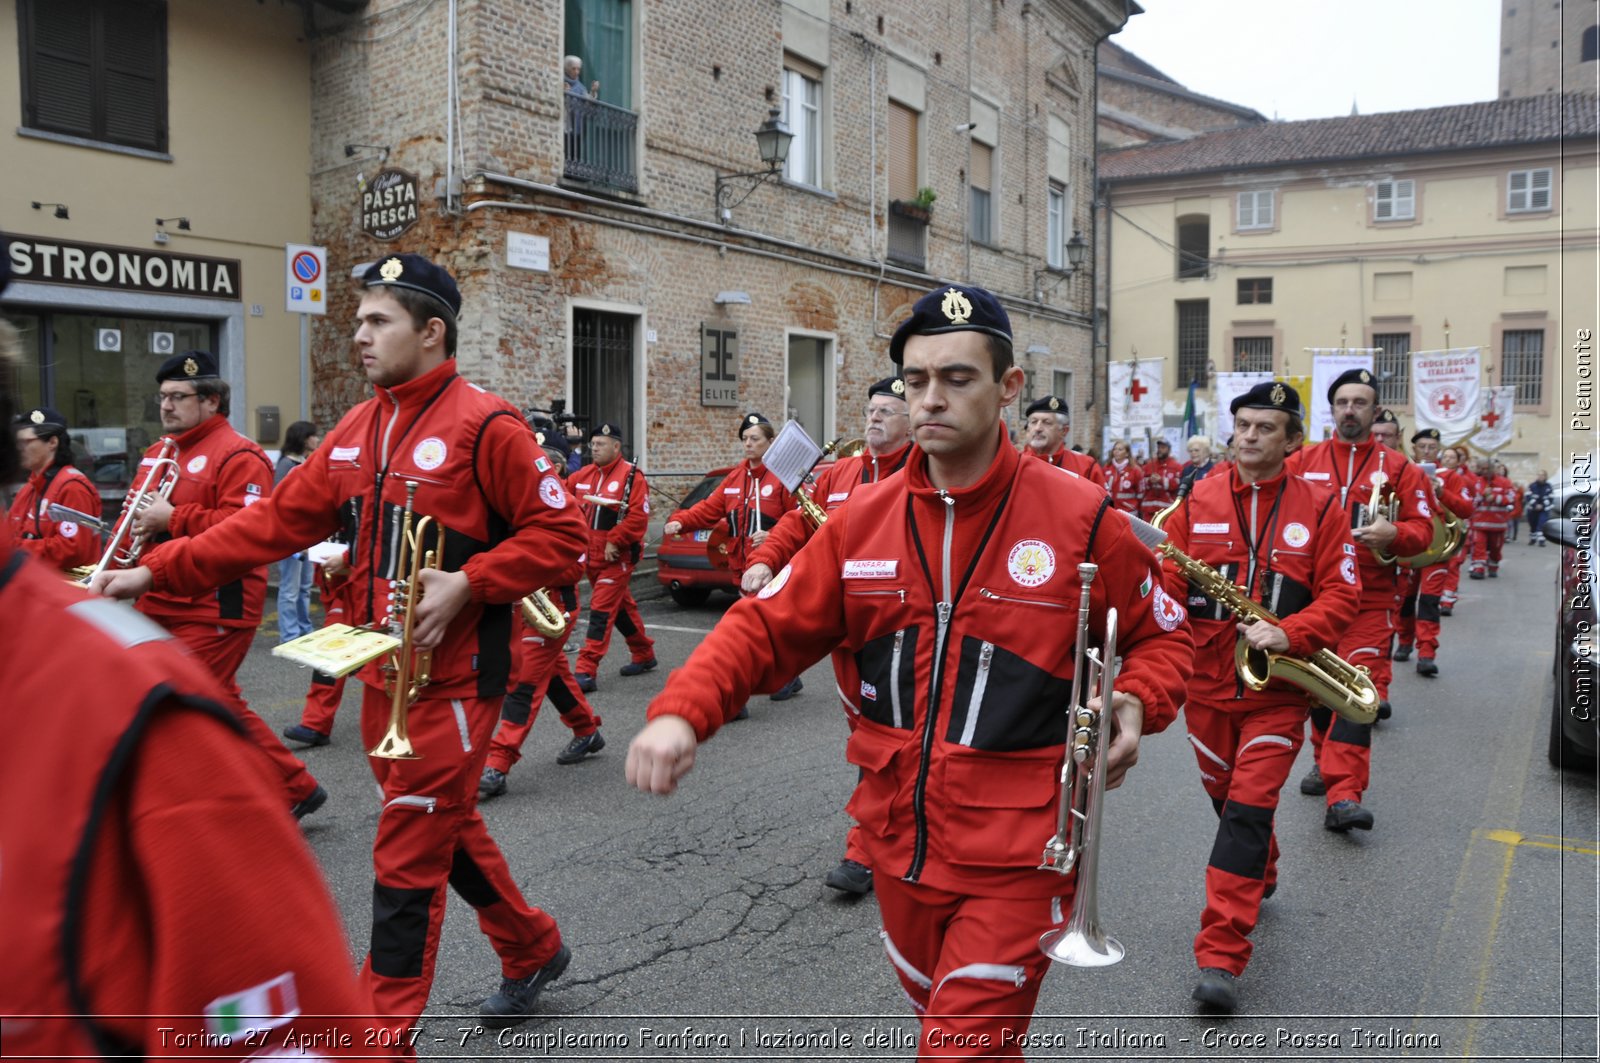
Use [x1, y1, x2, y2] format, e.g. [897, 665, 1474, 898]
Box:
[272, 624, 399, 678]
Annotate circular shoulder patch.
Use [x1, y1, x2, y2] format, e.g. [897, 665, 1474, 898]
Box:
[1007, 538, 1056, 588]
[413, 436, 447, 471]
[1152, 584, 1186, 631]
[1282, 522, 1310, 548]
[757, 564, 793, 600]
[186, 455, 208, 474]
[59, 520, 78, 538]
[1340, 556, 1358, 584]
[539, 475, 568, 510]
[608, 479, 620, 493]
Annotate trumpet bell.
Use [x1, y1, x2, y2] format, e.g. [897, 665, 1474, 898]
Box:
[368, 729, 421, 760]
[830, 437, 867, 459]
[1038, 924, 1125, 968]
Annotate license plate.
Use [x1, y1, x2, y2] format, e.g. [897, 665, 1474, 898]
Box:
[693, 530, 711, 542]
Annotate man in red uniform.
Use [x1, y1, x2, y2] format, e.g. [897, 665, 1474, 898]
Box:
[1020, 394, 1105, 485]
[1392, 428, 1472, 678]
[1470, 456, 1515, 578]
[1104, 439, 1144, 513]
[1287, 368, 1433, 830]
[1438, 445, 1477, 614]
[95, 254, 588, 1038]
[0, 275, 390, 1061]
[1140, 437, 1183, 522]
[627, 283, 1193, 1057]
[570, 420, 655, 693]
[128, 350, 327, 821]
[742, 374, 915, 894]
[1370, 408, 1401, 451]
[1161, 381, 1359, 1013]
[9, 405, 101, 573]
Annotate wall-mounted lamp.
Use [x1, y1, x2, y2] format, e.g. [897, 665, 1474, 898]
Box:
[31, 201, 69, 220]
[1033, 230, 1090, 300]
[344, 143, 391, 162]
[155, 216, 191, 231]
[713, 107, 793, 223]
[713, 291, 752, 305]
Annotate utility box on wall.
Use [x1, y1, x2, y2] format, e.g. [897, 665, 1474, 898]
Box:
[256, 405, 280, 445]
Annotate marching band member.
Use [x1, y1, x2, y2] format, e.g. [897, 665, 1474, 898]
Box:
[1438, 445, 1476, 614]
[627, 284, 1192, 1057]
[742, 374, 915, 895]
[132, 351, 327, 820]
[569, 420, 655, 693]
[1392, 428, 1472, 677]
[1469, 456, 1515, 579]
[1020, 394, 1105, 484]
[9, 405, 100, 573]
[1370, 408, 1402, 450]
[1161, 381, 1358, 1013]
[1104, 439, 1144, 513]
[1140, 437, 1183, 522]
[94, 254, 588, 1040]
[1287, 369, 1433, 830]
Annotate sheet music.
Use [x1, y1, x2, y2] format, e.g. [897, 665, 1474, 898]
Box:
[763, 420, 825, 493]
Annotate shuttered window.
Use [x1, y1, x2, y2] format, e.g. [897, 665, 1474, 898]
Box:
[1507, 168, 1553, 213]
[20, 0, 167, 152]
[969, 139, 993, 243]
[889, 100, 918, 202]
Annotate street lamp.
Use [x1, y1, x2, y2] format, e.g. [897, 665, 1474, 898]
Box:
[714, 107, 794, 223]
[1034, 229, 1091, 300]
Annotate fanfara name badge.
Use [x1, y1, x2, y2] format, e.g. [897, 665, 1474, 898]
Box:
[187, 455, 208, 474]
[1282, 522, 1310, 548]
[412, 437, 447, 471]
[1007, 538, 1056, 588]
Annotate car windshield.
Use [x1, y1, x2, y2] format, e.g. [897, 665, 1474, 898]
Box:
[679, 475, 722, 509]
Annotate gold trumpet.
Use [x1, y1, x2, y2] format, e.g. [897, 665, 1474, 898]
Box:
[521, 588, 569, 638]
[795, 437, 866, 529]
[370, 481, 444, 760]
[72, 437, 181, 583]
[1378, 507, 1466, 567]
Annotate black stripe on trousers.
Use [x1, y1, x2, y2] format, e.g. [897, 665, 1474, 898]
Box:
[370, 883, 434, 978]
[1209, 799, 1275, 880]
[1310, 705, 1373, 748]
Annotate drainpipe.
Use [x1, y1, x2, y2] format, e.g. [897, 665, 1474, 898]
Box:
[446, 0, 457, 213]
[1087, 0, 1134, 416]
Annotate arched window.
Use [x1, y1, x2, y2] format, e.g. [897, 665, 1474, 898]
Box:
[1582, 25, 1599, 63]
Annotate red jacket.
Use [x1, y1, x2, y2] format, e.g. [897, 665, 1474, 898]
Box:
[750, 440, 913, 572]
[143, 360, 587, 698]
[648, 428, 1193, 899]
[0, 544, 388, 1061]
[1105, 460, 1144, 512]
[568, 455, 650, 558]
[7, 463, 100, 572]
[1472, 474, 1518, 529]
[1285, 437, 1433, 601]
[136, 416, 274, 629]
[669, 460, 795, 576]
[1161, 467, 1359, 707]
[1140, 454, 1184, 520]
[1023, 444, 1106, 486]
[1435, 466, 1476, 519]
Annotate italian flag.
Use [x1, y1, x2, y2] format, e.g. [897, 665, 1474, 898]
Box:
[205, 972, 300, 1037]
[1138, 573, 1153, 598]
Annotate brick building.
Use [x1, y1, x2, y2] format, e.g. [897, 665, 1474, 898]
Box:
[1499, 0, 1600, 99]
[305, 0, 1129, 483]
[1095, 41, 1266, 150]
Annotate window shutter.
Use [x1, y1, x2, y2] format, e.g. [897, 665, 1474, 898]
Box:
[27, 0, 94, 136]
[1257, 191, 1274, 226]
[1530, 168, 1552, 210]
[101, 0, 165, 150]
[1376, 183, 1393, 219]
[889, 101, 917, 202]
[969, 139, 992, 192]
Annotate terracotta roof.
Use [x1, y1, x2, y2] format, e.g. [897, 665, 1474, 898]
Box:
[1100, 93, 1599, 181]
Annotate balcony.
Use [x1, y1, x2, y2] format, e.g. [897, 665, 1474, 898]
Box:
[887, 200, 929, 270]
[564, 95, 638, 194]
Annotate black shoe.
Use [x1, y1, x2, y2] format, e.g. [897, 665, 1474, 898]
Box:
[479, 945, 571, 1030]
[1439, 604, 1455, 616]
[1192, 968, 1238, 1012]
[1262, 881, 1277, 900]
[1416, 657, 1439, 678]
[1325, 799, 1374, 832]
[732, 705, 750, 721]
[479, 767, 508, 798]
[1377, 699, 1392, 721]
[824, 859, 873, 894]
[291, 784, 328, 821]
[770, 676, 804, 701]
[1488, 568, 1499, 578]
[1391, 644, 1412, 662]
[1469, 570, 1486, 580]
[282, 724, 331, 748]
[575, 673, 597, 693]
[1299, 766, 1325, 796]
[556, 730, 605, 765]
[619, 657, 657, 677]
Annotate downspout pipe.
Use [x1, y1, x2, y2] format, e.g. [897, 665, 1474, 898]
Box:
[1088, 0, 1134, 416]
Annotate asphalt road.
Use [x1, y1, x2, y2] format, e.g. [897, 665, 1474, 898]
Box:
[239, 542, 1597, 1062]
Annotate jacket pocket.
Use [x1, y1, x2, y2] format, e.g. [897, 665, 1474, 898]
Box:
[943, 635, 1073, 751]
[853, 626, 918, 729]
[938, 749, 1061, 868]
[844, 721, 911, 838]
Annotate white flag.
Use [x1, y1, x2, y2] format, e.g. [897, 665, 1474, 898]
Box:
[1308, 349, 1379, 442]
[1212, 372, 1274, 440]
[1108, 360, 1163, 430]
[1474, 385, 1516, 454]
[1411, 347, 1482, 445]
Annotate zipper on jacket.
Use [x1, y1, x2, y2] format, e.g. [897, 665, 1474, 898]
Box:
[889, 629, 907, 728]
[977, 587, 1069, 608]
[1236, 483, 1261, 701]
[957, 641, 995, 746]
[846, 587, 907, 601]
[364, 389, 403, 627]
[908, 490, 956, 881]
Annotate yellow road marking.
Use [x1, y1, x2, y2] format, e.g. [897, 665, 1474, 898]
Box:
[1481, 827, 1600, 857]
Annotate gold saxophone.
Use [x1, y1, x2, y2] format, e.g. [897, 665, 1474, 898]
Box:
[520, 588, 569, 637]
[1151, 497, 1379, 724]
[795, 437, 866, 529]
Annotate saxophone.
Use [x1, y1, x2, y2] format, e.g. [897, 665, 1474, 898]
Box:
[1149, 497, 1380, 724]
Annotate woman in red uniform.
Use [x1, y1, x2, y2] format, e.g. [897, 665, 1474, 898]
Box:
[9, 405, 101, 573]
[1103, 438, 1144, 513]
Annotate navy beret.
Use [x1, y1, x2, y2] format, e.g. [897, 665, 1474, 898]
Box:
[591, 421, 624, 441]
[16, 405, 68, 431]
[1326, 367, 1378, 405]
[867, 376, 907, 401]
[1374, 408, 1399, 425]
[1024, 395, 1067, 418]
[1411, 427, 1441, 444]
[739, 411, 771, 438]
[888, 284, 1012, 365]
[1229, 380, 1303, 419]
[362, 253, 462, 322]
[157, 350, 219, 383]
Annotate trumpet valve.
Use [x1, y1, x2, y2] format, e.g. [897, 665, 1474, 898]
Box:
[1038, 837, 1076, 874]
[1071, 728, 1093, 763]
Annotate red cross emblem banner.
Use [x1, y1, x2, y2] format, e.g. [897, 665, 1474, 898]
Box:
[1109, 360, 1163, 431]
[1410, 347, 1483, 445]
[1474, 385, 1516, 454]
[1308, 348, 1379, 442]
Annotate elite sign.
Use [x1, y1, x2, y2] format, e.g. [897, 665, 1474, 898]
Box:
[285, 243, 327, 315]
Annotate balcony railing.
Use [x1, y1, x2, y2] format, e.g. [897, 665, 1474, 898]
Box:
[564, 95, 638, 193]
[887, 200, 929, 270]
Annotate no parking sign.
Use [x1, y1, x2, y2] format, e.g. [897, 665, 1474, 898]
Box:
[285, 243, 327, 315]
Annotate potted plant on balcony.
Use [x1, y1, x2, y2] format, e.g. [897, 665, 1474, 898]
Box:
[891, 186, 937, 223]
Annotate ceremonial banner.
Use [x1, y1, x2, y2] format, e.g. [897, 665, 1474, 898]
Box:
[1474, 385, 1516, 454]
[1308, 349, 1378, 441]
[1411, 347, 1482, 445]
[1212, 372, 1273, 438]
[1108, 360, 1163, 430]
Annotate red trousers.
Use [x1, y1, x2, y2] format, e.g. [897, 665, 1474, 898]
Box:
[164, 619, 318, 806]
[1470, 526, 1506, 574]
[877, 875, 1070, 1059]
[1184, 699, 1306, 975]
[1443, 541, 1466, 605]
[574, 558, 654, 677]
[298, 579, 355, 734]
[358, 684, 563, 1042]
[1396, 563, 1447, 658]
[1308, 598, 1388, 804]
[486, 614, 602, 775]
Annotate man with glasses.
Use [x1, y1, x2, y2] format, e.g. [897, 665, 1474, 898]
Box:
[127, 351, 327, 820]
[1020, 394, 1104, 485]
